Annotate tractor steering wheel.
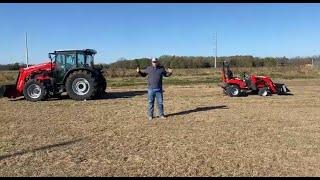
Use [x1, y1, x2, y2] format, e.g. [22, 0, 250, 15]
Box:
[244, 73, 250, 80]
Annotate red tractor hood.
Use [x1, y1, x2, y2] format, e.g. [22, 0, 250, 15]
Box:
[21, 61, 53, 72]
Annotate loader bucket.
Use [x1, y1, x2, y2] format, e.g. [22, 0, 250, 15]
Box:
[0, 84, 20, 98]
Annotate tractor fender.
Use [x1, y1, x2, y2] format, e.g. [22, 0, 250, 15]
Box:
[225, 83, 242, 90]
[62, 68, 97, 85]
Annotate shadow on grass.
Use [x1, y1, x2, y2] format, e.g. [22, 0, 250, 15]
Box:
[245, 92, 294, 96]
[8, 97, 25, 101]
[103, 90, 147, 99]
[45, 90, 148, 101]
[0, 138, 82, 161]
[166, 105, 228, 117]
[277, 93, 294, 96]
[6, 90, 147, 101]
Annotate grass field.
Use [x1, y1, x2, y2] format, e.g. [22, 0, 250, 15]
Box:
[1, 66, 319, 87]
[1, 77, 320, 176]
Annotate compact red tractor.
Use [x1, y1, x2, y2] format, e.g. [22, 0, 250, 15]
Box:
[0, 49, 106, 101]
[220, 61, 290, 97]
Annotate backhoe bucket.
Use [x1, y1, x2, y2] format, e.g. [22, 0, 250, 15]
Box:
[275, 83, 290, 95]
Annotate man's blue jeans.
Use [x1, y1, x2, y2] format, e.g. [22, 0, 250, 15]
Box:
[148, 88, 164, 117]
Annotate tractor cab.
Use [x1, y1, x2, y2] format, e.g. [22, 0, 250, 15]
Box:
[49, 49, 96, 69]
[49, 49, 97, 84]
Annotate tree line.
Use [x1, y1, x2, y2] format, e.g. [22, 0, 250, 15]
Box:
[0, 63, 28, 71]
[105, 55, 320, 69]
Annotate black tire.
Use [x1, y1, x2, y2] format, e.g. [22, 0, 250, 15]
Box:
[97, 75, 107, 96]
[258, 87, 269, 96]
[226, 85, 241, 97]
[23, 79, 48, 102]
[101, 79, 107, 93]
[65, 70, 98, 101]
[222, 88, 228, 95]
[0, 85, 5, 97]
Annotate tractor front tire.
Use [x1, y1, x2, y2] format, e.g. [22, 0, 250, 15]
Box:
[226, 85, 241, 97]
[66, 70, 98, 101]
[258, 87, 269, 96]
[23, 79, 48, 102]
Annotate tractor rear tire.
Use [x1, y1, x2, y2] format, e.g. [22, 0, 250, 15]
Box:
[23, 79, 48, 102]
[258, 87, 269, 96]
[95, 74, 107, 98]
[66, 70, 98, 101]
[226, 85, 241, 97]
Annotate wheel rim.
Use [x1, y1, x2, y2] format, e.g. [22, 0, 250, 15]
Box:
[27, 84, 42, 99]
[231, 87, 239, 96]
[72, 78, 90, 95]
[262, 90, 268, 96]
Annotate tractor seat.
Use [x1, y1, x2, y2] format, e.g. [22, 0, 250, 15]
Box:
[244, 78, 251, 87]
[226, 69, 233, 79]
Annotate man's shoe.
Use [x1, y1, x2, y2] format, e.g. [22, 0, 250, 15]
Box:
[148, 116, 153, 121]
[160, 115, 166, 119]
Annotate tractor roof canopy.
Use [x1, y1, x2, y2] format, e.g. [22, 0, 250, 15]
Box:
[52, 49, 97, 55]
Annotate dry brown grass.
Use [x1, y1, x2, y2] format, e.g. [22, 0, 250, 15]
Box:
[2, 66, 319, 87]
[0, 71, 18, 85]
[0, 78, 320, 176]
[104, 66, 320, 79]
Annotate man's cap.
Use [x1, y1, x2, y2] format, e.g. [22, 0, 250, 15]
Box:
[151, 57, 159, 62]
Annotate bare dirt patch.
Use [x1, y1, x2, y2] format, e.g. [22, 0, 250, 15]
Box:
[0, 79, 320, 176]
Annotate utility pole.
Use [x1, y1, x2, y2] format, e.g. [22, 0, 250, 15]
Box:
[25, 32, 29, 68]
[214, 32, 217, 68]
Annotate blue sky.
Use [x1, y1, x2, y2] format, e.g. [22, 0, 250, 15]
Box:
[0, 3, 320, 64]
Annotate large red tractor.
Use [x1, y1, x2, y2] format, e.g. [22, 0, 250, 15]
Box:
[0, 49, 106, 101]
[220, 61, 290, 97]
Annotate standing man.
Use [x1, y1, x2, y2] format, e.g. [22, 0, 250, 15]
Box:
[136, 57, 173, 120]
